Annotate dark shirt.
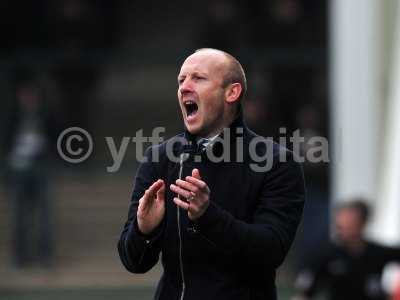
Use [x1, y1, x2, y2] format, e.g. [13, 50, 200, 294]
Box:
[295, 241, 400, 300]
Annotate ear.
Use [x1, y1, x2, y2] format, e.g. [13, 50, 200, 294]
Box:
[225, 83, 242, 104]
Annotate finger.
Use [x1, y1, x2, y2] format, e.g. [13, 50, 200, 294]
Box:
[148, 179, 164, 196]
[175, 179, 198, 194]
[192, 168, 201, 179]
[142, 180, 163, 208]
[173, 197, 189, 210]
[139, 193, 151, 213]
[170, 184, 192, 199]
[156, 180, 165, 202]
[185, 176, 207, 190]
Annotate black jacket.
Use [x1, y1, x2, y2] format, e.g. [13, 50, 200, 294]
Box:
[118, 117, 306, 300]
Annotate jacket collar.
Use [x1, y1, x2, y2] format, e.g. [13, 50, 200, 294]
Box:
[181, 112, 247, 157]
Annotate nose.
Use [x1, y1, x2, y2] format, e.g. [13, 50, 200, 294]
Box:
[178, 77, 194, 96]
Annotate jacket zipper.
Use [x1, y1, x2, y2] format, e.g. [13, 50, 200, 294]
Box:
[177, 153, 187, 300]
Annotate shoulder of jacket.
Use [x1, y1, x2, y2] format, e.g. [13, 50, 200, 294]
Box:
[245, 128, 296, 161]
[147, 133, 185, 152]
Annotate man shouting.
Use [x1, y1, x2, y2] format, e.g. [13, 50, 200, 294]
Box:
[118, 48, 306, 300]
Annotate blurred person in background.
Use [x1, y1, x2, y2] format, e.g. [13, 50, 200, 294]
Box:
[293, 102, 330, 274]
[3, 70, 57, 269]
[292, 199, 400, 300]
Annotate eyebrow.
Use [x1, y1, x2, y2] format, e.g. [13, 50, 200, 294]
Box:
[192, 71, 207, 77]
[177, 71, 208, 80]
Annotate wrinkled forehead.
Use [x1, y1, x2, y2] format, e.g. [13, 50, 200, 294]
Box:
[178, 51, 228, 77]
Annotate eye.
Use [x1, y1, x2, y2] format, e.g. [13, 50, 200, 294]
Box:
[178, 77, 185, 85]
[193, 75, 205, 81]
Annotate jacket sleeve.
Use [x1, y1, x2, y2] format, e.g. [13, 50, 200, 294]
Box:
[117, 146, 164, 273]
[195, 149, 306, 269]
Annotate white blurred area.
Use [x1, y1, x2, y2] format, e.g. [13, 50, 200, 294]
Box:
[330, 0, 400, 246]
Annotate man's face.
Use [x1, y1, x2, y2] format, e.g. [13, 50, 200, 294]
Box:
[335, 208, 364, 244]
[177, 51, 228, 137]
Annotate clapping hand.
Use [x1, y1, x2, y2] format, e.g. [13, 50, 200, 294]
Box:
[170, 169, 210, 220]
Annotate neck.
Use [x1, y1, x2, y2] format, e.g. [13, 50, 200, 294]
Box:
[199, 111, 238, 139]
[344, 237, 365, 255]
[185, 110, 244, 143]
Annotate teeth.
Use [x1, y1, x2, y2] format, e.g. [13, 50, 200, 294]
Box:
[184, 100, 195, 105]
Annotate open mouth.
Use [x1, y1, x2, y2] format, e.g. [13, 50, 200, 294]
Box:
[184, 100, 199, 118]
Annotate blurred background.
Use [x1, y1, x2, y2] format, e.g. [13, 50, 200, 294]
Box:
[0, 0, 399, 299]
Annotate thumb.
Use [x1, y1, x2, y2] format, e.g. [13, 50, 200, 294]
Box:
[192, 168, 201, 179]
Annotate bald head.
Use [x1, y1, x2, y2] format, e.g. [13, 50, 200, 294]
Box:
[193, 48, 247, 103]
